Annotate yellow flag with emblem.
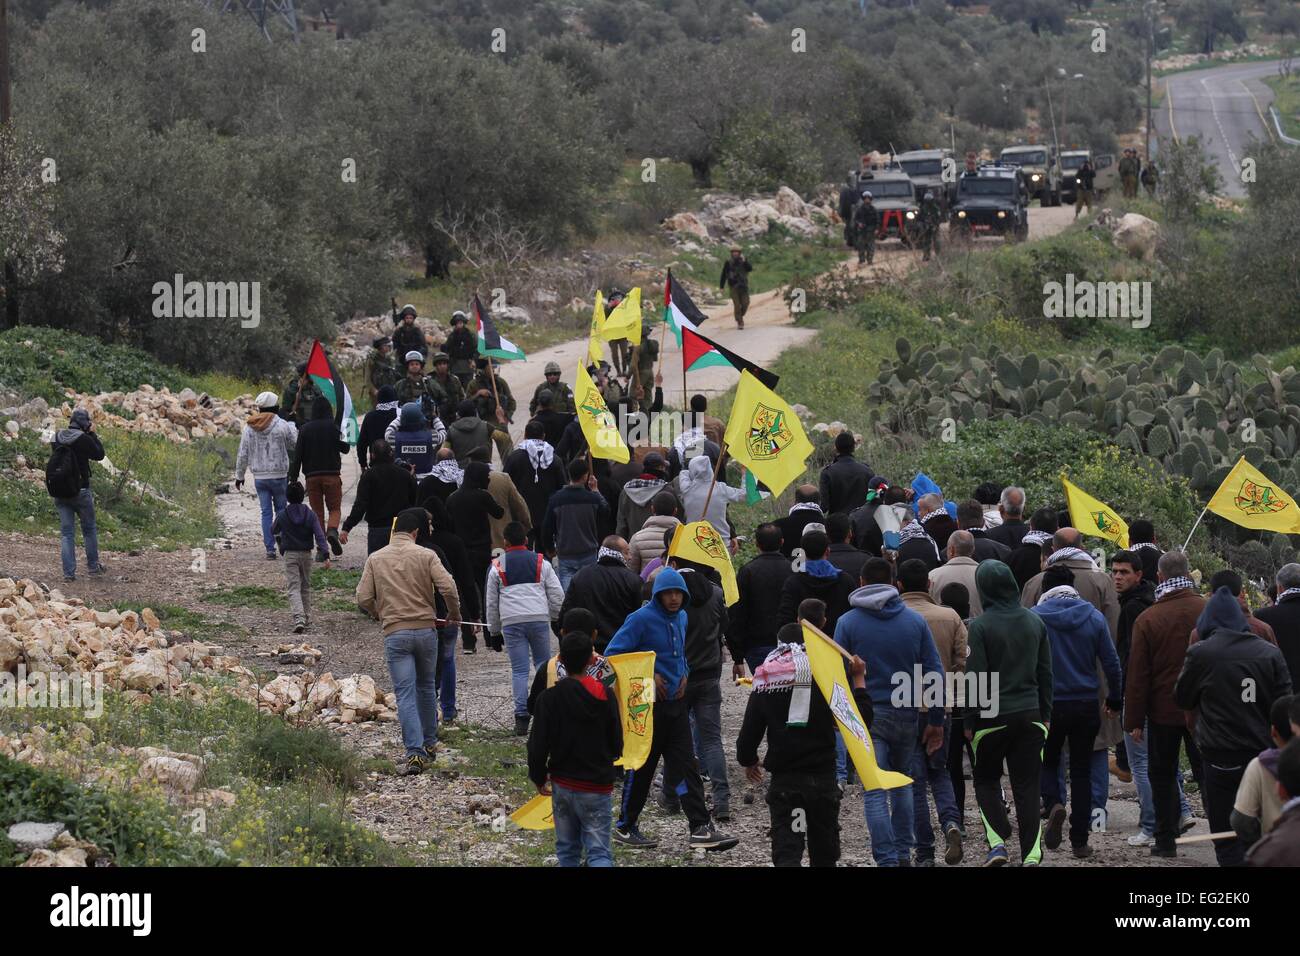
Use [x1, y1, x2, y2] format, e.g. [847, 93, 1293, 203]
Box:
[723, 370, 814, 499]
[587, 291, 606, 366]
[601, 287, 642, 344]
[510, 793, 554, 831]
[607, 651, 656, 770]
[669, 520, 739, 605]
[802, 621, 911, 791]
[1206, 456, 1300, 533]
[1062, 476, 1129, 547]
[574, 363, 630, 463]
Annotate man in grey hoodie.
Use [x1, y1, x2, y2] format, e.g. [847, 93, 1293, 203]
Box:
[51, 408, 106, 581]
[235, 391, 300, 560]
[616, 452, 676, 540]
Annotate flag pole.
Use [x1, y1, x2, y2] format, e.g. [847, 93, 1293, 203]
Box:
[802, 618, 854, 662]
[699, 439, 727, 518]
[1181, 505, 1208, 552]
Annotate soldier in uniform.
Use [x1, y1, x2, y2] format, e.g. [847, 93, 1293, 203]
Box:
[394, 350, 444, 425]
[631, 320, 659, 410]
[719, 246, 753, 329]
[467, 357, 515, 463]
[391, 304, 427, 359]
[445, 311, 479, 388]
[365, 336, 397, 402]
[1073, 157, 1097, 221]
[918, 191, 942, 262]
[429, 352, 465, 421]
[280, 362, 319, 429]
[852, 191, 879, 265]
[530, 360, 576, 417]
[1141, 160, 1158, 198]
[605, 290, 631, 378]
[1118, 148, 1140, 199]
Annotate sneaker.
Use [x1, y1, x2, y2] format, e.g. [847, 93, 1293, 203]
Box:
[293, 621, 306, 634]
[613, 825, 658, 849]
[514, 715, 530, 737]
[742, 791, 755, 805]
[315, 549, 329, 563]
[689, 824, 739, 852]
[1108, 755, 1132, 783]
[400, 754, 428, 776]
[1127, 831, 1155, 847]
[914, 856, 936, 867]
[1072, 844, 1094, 859]
[1179, 813, 1196, 834]
[1044, 803, 1067, 850]
[327, 529, 343, 556]
[944, 824, 964, 865]
[87, 564, 107, 576]
[1150, 845, 1177, 859]
[266, 551, 279, 561]
[64, 575, 75, 583]
[984, 845, 1010, 867]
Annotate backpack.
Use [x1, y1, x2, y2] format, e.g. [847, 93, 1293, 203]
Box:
[45, 441, 81, 499]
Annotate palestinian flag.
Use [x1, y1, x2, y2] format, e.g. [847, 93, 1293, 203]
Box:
[681, 325, 779, 390]
[305, 339, 358, 446]
[473, 294, 526, 362]
[663, 270, 709, 346]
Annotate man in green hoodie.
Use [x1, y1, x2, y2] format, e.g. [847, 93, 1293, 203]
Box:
[965, 560, 1054, 866]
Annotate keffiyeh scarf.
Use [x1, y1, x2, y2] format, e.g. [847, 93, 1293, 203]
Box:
[428, 458, 463, 487]
[899, 521, 940, 561]
[1154, 576, 1196, 601]
[1278, 587, 1300, 603]
[597, 546, 627, 565]
[519, 438, 554, 482]
[1046, 547, 1097, 569]
[752, 642, 813, 727]
[789, 501, 824, 516]
[1130, 541, 1161, 553]
[1021, 530, 1053, 547]
[1038, 585, 1081, 605]
[375, 400, 399, 413]
[673, 426, 705, 459]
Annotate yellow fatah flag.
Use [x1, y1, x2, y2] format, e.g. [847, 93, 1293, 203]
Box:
[669, 520, 738, 605]
[1206, 456, 1300, 534]
[601, 287, 642, 345]
[802, 621, 911, 791]
[607, 651, 656, 770]
[723, 370, 814, 499]
[587, 291, 606, 366]
[510, 793, 554, 831]
[1062, 476, 1129, 548]
[574, 363, 630, 463]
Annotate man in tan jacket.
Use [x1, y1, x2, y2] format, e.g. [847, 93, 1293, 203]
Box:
[898, 558, 968, 866]
[928, 531, 983, 617]
[357, 508, 461, 776]
[1021, 528, 1120, 638]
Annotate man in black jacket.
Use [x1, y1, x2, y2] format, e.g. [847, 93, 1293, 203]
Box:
[504, 421, 566, 548]
[819, 432, 874, 516]
[729, 524, 794, 676]
[776, 530, 856, 632]
[986, 485, 1029, 549]
[340, 440, 417, 554]
[825, 513, 869, 580]
[557, 536, 642, 651]
[289, 395, 351, 556]
[661, 557, 733, 820]
[52, 408, 107, 582]
[737, 599, 872, 867]
[957, 499, 1010, 562]
[1113, 549, 1154, 788]
[527, 631, 623, 867]
[776, 484, 825, 559]
[1253, 563, 1300, 685]
[1007, 507, 1058, 590]
[357, 384, 399, 471]
[542, 458, 611, 590]
[1176, 587, 1293, 866]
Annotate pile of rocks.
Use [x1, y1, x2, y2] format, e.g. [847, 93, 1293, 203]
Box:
[257, 670, 398, 724]
[663, 185, 835, 245]
[7, 822, 106, 868]
[1154, 43, 1275, 72]
[323, 313, 448, 368]
[1089, 209, 1159, 261]
[2, 387, 261, 446]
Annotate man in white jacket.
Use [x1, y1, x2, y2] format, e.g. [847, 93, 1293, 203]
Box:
[234, 392, 299, 560]
[486, 521, 566, 735]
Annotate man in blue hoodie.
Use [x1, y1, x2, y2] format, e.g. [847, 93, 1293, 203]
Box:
[835, 557, 945, 866]
[604, 568, 739, 852]
[1031, 565, 1122, 859]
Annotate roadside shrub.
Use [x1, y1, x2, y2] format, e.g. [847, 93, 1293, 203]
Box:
[238, 720, 362, 789]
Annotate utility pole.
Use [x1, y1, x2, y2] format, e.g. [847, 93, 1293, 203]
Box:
[1145, 1, 1155, 161]
[1, 0, 12, 126]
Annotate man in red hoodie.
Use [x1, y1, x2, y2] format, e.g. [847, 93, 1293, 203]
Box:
[528, 631, 624, 867]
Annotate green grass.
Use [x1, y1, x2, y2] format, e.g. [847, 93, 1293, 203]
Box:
[673, 224, 846, 298]
[1263, 74, 1300, 140]
[311, 566, 362, 591]
[201, 585, 284, 609]
[109, 602, 240, 643]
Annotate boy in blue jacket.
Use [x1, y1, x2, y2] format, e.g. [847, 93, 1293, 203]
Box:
[272, 480, 331, 633]
[1031, 565, 1122, 858]
[604, 568, 739, 853]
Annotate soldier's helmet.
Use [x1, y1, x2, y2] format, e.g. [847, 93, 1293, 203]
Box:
[544, 361, 562, 375]
[405, 351, 425, 365]
[433, 352, 450, 365]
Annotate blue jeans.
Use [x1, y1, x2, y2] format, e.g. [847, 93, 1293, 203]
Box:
[912, 713, 959, 860]
[1051, 748, 1110, 815]
[255, 477, 288, 555]
[556, 553, 596, 591]
[384, 628, 439, 757]
[1124, 719, 1192, 835]
[862, 709, 918, 866]
[436, 623, 458, 719]
[503, 620, 553, 716]
[552, 783, 614, 867]
[55, 488, 100, 579]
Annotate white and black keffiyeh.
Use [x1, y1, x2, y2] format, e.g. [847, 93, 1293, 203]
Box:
[1021, 530, 1053, 548]
[598, 546, 627, 565]
[1046, 546, 1097, 569]
[1130, 541, 1161, 553]
[899, 521, 940, 562]
[1038, 585, 1081, 605]
[1154, 576, 1196, 601]
[1277, 587, 1300, 603]
[519, 438, 554, 482]
[789, 501, 824, 516]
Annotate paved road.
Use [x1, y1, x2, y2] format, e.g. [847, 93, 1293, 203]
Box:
[1154, 60, 1282, 197]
